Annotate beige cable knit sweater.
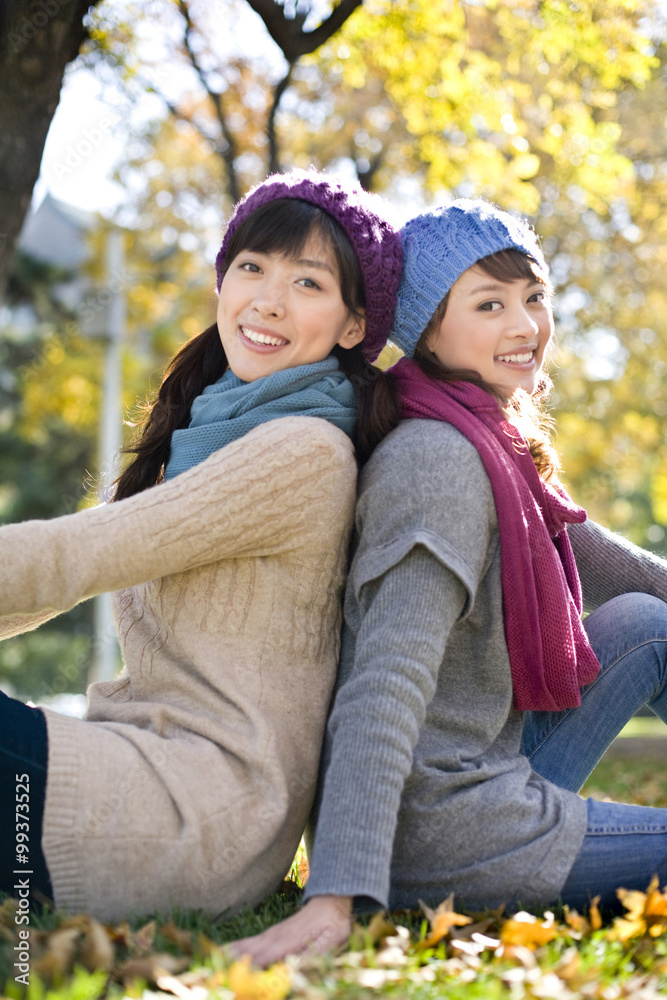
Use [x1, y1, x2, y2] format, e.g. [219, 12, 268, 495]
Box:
[0, 416, 356, 921]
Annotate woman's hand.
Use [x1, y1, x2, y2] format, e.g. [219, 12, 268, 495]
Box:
[230, 894, 353, 967]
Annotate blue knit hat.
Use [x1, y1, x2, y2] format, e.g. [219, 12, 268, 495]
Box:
[391, 199, 548, 358]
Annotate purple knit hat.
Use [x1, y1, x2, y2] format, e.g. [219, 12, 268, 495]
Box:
[215, 168, 403, 362]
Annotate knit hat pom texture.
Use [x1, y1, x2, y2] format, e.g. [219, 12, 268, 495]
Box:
[215, 168, 403, 363]
[391, 199, 548, 358]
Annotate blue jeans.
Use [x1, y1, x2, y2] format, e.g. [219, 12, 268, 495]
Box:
[521, 592, 667, 910]
[0, 691, 53, 904]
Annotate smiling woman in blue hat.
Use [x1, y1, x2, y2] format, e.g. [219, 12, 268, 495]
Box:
[235, 198, 667, 966]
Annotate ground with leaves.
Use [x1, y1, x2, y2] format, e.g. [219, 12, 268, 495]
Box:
[2, 746, 667, 1000]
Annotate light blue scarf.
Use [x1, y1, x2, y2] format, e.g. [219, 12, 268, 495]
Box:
[164, 356, 357, 480]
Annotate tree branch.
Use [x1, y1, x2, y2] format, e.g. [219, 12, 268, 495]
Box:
[176, 0, 241, 202]
[245, 0, 363, 62]
[267, 67, 294, 174]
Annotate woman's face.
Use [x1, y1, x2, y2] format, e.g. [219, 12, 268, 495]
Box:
[217, 233, 365, 382]
[427, 263, 554, 398]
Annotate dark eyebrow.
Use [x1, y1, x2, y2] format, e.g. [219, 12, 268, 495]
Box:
[466, 278, 544, 297]
[466, 282, 505, 296]
[295, 257, 335, 274]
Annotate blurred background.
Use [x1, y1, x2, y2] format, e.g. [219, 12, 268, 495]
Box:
[2, 0, 667, 706]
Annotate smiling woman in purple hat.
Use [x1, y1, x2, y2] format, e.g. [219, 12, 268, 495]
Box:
[0, 169, 402, 921]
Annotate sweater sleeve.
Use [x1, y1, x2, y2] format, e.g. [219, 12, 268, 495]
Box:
[569, 518, 667, 613]
[0, 416, 355, 639]
[304, 547, 467, 906]
[304, 420, 496, 907]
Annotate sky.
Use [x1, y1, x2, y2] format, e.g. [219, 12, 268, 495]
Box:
[33, 0, 287, 216]
[34, 69, 130, 214]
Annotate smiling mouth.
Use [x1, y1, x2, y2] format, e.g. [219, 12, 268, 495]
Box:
[495, 350, 535, 365]
[240, 326, 289, 348]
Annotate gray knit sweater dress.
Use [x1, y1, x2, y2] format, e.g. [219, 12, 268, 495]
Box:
[304, 419, 667, 911]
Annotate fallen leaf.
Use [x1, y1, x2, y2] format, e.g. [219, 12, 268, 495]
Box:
[160, 920, 195, 952]
[227, 955, 291, 1000]
[499, 911, 557, 950]
[589, 896, 602, 932]
[365, 912, 397, 946]
[417, 895, 472, 948]
[116, 952, 190, 982]
[33, 926, 80, 979]
[109, 920, 133, 948]
[611, 875, 667, 943]
[132, 918, 157, 955]
[155, 972, 209, 999]
[79, 916, 115, 971]
[563, 905, 590, 937]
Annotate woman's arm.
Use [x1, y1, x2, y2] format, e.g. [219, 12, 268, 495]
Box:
[232, 420, 494, 963]
[232, 545, 468, 963]
[568, 518, 667, 613]
[0, 417, 354, 638]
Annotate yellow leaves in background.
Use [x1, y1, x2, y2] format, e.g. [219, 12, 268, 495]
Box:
[329, 0, 657, 213]
[19, 332, 103, 442]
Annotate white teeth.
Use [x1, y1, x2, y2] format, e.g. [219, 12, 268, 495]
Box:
[496, 351, 534, 364]
[241, 326, 287, 347]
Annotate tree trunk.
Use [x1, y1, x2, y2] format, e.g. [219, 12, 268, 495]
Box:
[0, 0, 99, 305]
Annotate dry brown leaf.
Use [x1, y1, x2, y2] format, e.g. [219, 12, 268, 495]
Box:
[109, 920, 133, 948]
[499, 911, 557, 950]
[447, 916, 498, 943]
[78, 916, 115, 972]
[227, 955, 291, 1000]
[32, 926, 80, 979]
[160, 920, 194, 952]
[365, 912, 398, 946]
[116, 951, 190, 982]
[132, 918, 157, 955]
[417, 895, 473, 949]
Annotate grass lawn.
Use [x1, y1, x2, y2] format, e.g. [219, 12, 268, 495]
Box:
[2, 728, 667, 999]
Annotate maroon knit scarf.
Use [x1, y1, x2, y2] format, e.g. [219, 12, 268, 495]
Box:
[392, 357, 600, 711]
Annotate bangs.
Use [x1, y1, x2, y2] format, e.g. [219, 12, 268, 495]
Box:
[477, 248, 552, 294]
[219, 197, 365, 317]
[222, 198, 332, 265]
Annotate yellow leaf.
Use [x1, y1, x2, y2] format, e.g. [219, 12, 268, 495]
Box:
[227, 955, 291, 1000]
[500, 912, 557, 950]
[418, 895, 472, 949]
[589, 896, 602, 932]
[610, 875, 667, 942]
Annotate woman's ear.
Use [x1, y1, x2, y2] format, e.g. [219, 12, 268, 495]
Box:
[337, 316, 366, 350]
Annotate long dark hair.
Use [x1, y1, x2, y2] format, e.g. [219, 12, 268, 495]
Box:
[407, 248, 561, 484]
[113, 199, 397, 501]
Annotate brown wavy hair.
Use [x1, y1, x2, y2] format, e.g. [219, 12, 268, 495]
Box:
[410, 248, 561, 484]
[113, 199, 398, 501]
